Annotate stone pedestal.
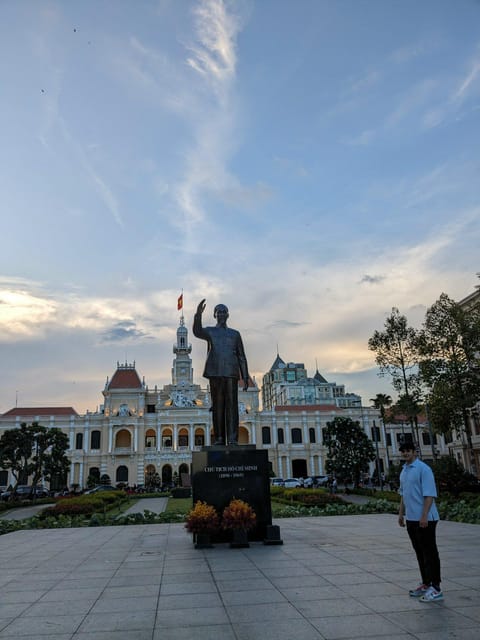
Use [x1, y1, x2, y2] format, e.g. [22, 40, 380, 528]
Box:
[192, 446, 273, 542]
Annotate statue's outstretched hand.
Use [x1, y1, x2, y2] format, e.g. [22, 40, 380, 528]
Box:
[197, 299, 206, 315]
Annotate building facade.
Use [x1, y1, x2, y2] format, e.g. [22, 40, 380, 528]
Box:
[2, 314, 451, 489]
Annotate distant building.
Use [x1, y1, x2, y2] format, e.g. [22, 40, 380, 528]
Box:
[262, 355, 361, 410]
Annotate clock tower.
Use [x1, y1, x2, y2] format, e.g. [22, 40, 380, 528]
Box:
[172, 315, 193, 386]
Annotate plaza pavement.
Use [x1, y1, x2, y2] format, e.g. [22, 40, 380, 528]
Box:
[0, 513, 479, 640]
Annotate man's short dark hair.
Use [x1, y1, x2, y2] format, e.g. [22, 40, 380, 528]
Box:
[399, 442, 415, 452]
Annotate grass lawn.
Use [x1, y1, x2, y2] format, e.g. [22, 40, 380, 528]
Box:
[166, 497, 192, 514]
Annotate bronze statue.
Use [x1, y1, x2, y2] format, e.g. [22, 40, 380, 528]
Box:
[193, 299, 249, 445]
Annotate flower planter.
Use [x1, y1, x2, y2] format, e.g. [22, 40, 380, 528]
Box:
[229, 528, 249, 548]
[194, 532, 213, 549]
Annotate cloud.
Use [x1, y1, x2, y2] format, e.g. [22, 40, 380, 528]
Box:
[360, 275, 385, 285]
[267, 320, 310, 330]
[452, 56, 480, 103]
[186, 0, 240, 97]
[101, 321, 152, 343]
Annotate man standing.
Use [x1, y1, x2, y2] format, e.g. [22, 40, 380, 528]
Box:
[398, 442, 443, 602]
[193, 299, 249, 446]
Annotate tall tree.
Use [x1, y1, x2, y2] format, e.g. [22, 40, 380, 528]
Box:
[0, 423, 35, 489]
[368, 307, 421, 442]
[416, 293, 480, 473]
[30, 424, 70, 491]
[370, 393, 393, 467]
[0, 422, 70, 496]
[324, 416, 375, 487]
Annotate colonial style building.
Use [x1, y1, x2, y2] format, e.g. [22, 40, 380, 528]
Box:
[3, 312, 454, 489]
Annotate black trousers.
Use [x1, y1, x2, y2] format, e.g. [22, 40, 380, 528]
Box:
[406, 520, 441, 587]
[209, 377, 239, 445]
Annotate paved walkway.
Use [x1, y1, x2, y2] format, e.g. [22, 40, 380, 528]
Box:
[0, 514, 479, 639]
[122, 497, 168, 516]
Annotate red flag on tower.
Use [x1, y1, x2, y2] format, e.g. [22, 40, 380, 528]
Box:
[177, 293, 183, 310]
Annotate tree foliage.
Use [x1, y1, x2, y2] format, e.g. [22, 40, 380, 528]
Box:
[324, 417, 375, 487]
[368, 307, 420, 397]
[0, 423, 34, 487]
[417, 293, 480, 437]
[0, 422, 70, 495]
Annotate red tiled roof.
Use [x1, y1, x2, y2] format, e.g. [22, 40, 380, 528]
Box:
[2, 407, 78, 417]
[274, 404, 338, 412]
[108, 368, 142, 389]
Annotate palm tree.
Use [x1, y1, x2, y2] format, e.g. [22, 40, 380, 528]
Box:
[370, 393, 393, 469]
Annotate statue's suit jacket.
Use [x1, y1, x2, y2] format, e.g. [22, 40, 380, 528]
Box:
[193, 313, 249, 381]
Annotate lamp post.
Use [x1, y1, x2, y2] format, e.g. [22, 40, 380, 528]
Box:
[373, 420, 383, 490]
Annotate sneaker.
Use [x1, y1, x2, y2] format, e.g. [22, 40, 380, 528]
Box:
[409, 583, 428, 597]
[419, 586, 444, 602]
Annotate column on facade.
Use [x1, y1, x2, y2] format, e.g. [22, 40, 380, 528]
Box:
[302, 414, 308, 446]
[250, 420, 256, 445]
[156, 424, 161, 451]
[285, 454, 291, 478]
[79, 462, 84, 488]
[315, 414, 321, 448]
[277, 455, 283, 477]
[69, 428, 74, 451]
[205, 423, 211, 446]
[173, 424, 178, 451]
[108, 424, 113, 453]
[189, 423, 194, 449]
[272, 415, 277, 446]
[137, 457, 145, 485]
[134, 425, 138, 452]
[84, 423, 89, 454]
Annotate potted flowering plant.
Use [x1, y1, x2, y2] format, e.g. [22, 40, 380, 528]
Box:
[185, 501, 219, 548]
[221, 498, 256, 548]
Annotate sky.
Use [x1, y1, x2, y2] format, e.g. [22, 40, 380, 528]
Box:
[0, 0, 479, 414]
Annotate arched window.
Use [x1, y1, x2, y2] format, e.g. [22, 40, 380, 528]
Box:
[75, 433, 83, 449]
[262, 426, 271, 445]
[309, 428, 316, 444]
[277, 428, 284, 444]
[91, 430, 101, 449]
[89, 467, 100, 481]
[291, 428, 302, 444]
[116, 466, 128, 482]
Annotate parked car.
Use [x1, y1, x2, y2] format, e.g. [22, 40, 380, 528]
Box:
[283, 478, 302, 489]
[301, 477, 314, 488]
[1, 485, 49, 500]
[311, 475, 329, 487]
[84, 485, 119, 494]
[270, 478, 284, 487]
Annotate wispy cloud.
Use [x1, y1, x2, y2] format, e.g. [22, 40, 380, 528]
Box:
[186, 0, 239, 99]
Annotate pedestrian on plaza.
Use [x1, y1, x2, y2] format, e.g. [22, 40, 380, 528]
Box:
[398, 442, 443, 602]
[331, 477, 337, 494]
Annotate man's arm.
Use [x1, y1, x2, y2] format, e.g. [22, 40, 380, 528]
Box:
[398, 497, 406, 527]
[420, 496, 434, 528]
[236, 334, 249, 391]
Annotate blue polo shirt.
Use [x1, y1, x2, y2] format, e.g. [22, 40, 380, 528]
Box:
[399, 458, 439, 521]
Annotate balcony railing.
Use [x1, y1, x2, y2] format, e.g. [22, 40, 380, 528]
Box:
[113, 447, 133, 455]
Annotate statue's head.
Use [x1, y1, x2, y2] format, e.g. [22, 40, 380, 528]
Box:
[214, 304, 229, 323]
